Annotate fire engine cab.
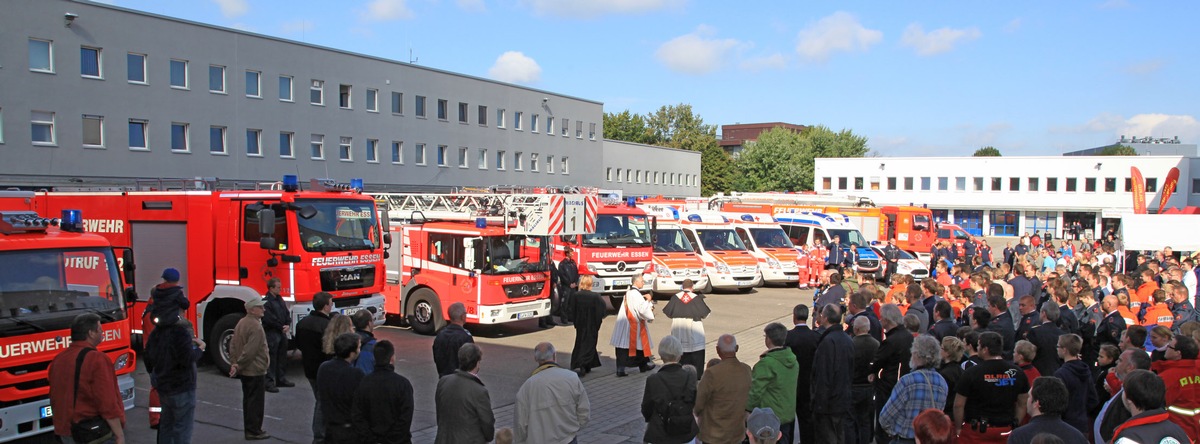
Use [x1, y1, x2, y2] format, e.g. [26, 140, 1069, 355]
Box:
[0, 192, 136, 442]
[376, 192, 596, 334]
[552, 195, 654, 304]
[36, 176, 387, 374]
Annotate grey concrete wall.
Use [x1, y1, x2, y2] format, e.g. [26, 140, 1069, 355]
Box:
[601, 140, 701, 197]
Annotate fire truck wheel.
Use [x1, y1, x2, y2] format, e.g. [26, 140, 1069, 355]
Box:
[210, 313, 242, 375]
[407, 289, 445, 335]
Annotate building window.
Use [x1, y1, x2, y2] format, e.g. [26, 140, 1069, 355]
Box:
[938, 177, 950, 191]
[415, 143, 426, 165]
[310, 80, 324, 105]
[1125, 178, 1133, 192]
[496, 150, 506, 170]
[838, 177, 848, 190]
[80, 46, 102, 78]
[1008, 177, 1019, 191]
[1027, 177, 1038, 192]
[30, 111, 55, 145]
[607, 168, 613, 181]
[547, 155, 555, 174]
[989, 210, 1019, 236]
[547, 116, 555, 135]
[170, 59, 188, 88]
[1066, 178, 1077, 192]
[561, 118, 569, 136]
[854, 177, 864, 190]
[209, 65, 225, 93]
[514, 112, 523, 130]
[1146, 178, 1157, 192]
[244, 71, 261, 98]
[366, 139, 378, 163]
[972, 177, 983, 191]
[1085, 178, 1097, 192]
[1104, 178, 1117, 192]
[279, 132, 294, 158]
[171, 123, 188, 152]
[576, 121, 584, 138]
[990, 177, 1001, 191]
[458, 147, 468, 168]
[246, 129, 262, 156]
[531, 114, 539, 133]
[391, 141, 403, 164]
[127, 53, 147, 83]
[209, 126, 227, 154]
[310, 134, 324, 159]
[82, 114, 104, 147]
[1047, 178, 1058, 192]
[366, 89, 378, 112]
[339, 84, 352, 109]
[589, 123, 597, 140]
[391, 92, 403, 114]
[823, 177, 833, 190]
[497, 108, 506, 128]
[415, 96, 426, 117]
[458, 102, 468, 123]
[903, 177, 914, 191]
[437, 99, 448, 120]
[1192, 179, 1200, 195]
[339, 137, 352, 161]
[919, 177, 930, 191]
[955, 177, 966, 191]
[1025, 211, 1058, 236]
[514, 152, 523, 170]
[279, 76, 293, 102]
[436, 145, 449, 166]
[478, 148, 487, 169]
[478, 105, 487, 125]
[626, 169, 632, 183]
[29, 38, 53, 72]
[654, 172, 660, 184]
[0, 107, 4, 143]
[128, 119, 148, 150]
[561, 157, 569, 174]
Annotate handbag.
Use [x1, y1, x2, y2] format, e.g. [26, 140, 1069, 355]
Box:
[69, 348, 114, 444]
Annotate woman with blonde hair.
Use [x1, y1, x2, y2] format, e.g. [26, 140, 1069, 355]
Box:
[321, 314, 353, 356]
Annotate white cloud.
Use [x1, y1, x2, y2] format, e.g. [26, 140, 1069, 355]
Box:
[362, 0, 414, 21]
[213, 0, 248, 18]
[739, 53, 788, 72]
[522, 0, 682, 18]
[1124, 58, 1166, 76]
[488, 51, 542, 84]
[1120, 114, 1200, 142]
[457, 0, 486, 12]
[1003, 18, 1022, 33]
[900, 24, 981, 56]
[654, 26, 740, 75]
[280, 19, 315, 34]
[794, 12, 883, 61]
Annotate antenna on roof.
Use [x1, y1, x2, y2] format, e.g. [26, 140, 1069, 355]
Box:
[409, 49, 418, 65]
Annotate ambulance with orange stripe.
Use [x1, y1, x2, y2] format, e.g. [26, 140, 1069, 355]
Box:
[636, 204, 709, 295]
[719, 205, 802, 285]
[377, 192, 595, 334]
[677, 210, 761, 292]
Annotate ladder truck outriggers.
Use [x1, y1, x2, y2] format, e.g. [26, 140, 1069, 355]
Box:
[376, 191, 596, 334]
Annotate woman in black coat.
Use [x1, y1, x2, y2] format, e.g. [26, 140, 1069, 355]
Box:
[641, 335, 698, 444]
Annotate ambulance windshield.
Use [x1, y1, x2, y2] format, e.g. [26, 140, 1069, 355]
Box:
[654, 228, 694, 253]
[297, 199, 381, 252]
[828, 229, 869, 247]
[750, 227, 794, 248]
[0, 248, 125, 336]
[583, 215, 651, 247]
[697, 229, 748, 252]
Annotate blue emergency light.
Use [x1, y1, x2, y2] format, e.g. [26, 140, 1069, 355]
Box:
[687, 214, 703, 222]
[476, 217, 488, 229]
[282, 175, 299, 192]
[350, 178, 364, 191]
[740, 214, 755, 222]
[625, 197, 636, 207]
[669, 207, 680, 220]
[61, 209, 83, 232]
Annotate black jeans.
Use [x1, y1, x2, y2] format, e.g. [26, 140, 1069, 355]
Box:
[239, 375, 266, 435]
[265, 330, 288, 387]
[813, 413, 846, 444]
[614, 347, 649, 370]
[850, 385, 874, 444]
[796, 401, 815, 444]
[680, 350, 706, 380]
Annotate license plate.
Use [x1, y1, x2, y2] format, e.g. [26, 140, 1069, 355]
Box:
[785, 275, 799, 281]
[516, 311, 534, 319]
[737, 281, 753, 286]
[340, 306, 363, 316]
[40, 405, 52, 418]
[611, 278, 632, 287]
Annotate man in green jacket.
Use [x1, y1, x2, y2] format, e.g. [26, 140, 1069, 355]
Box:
[747, 322, 799, 444]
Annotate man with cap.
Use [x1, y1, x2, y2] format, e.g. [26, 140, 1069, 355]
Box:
[746, 407, 782, 444]
[148, 267, 189, 327]
[229, 297, 272, 440]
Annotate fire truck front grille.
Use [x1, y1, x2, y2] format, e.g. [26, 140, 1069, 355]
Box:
[502, 282, 546, 299]
[319, 266, 376, 292]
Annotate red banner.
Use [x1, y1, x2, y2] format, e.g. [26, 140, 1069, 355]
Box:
[1158, 167, 1180, 213]
[1131, 167, 1147, 214]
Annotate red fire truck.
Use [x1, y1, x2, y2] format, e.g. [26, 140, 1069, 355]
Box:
[375, 192, 596, 334]
[552, 195, 654, 305]
[0, 191, 136, 442]
[36, 176, 387, 373]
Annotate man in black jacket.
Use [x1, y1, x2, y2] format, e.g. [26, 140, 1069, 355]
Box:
[557, 246, 580, 325]
[145, 314, 205, 444]
[262, 278, 294, 391]
[844, 291, 882, 343]
[881, 239, 901, 283]
[317, 333, 366, 444]
[785, 304, 820, 444]
[432, 302, 474, 377]
[871, 303, 913, 444]
[849, 316, 879, 444]
[1026, 303, 1065, 377]
[811, 304, 853, 444]
[929, 301, 959, 341]
[352, 340, 414, 444]
[986, 293, 1017, 358]
[295, 291, 333, 444]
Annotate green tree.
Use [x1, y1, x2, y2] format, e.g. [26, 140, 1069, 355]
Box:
[973, 146, 1001, 156]
[733, 125, 869, 192]
[602, 110, 656, 145]
[1099, 144, 1138, 156]
[698, 143, 735, 196]
[645, 104, 716, 147]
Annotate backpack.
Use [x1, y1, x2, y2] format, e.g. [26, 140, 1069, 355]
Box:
[655, 372, 696, 436]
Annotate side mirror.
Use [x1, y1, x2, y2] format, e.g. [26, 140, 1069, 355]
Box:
[121, 248, 136, 285]
[124, 286, 138, 303]
[383, 233, 393, 244]
[259, 237, 277, 250]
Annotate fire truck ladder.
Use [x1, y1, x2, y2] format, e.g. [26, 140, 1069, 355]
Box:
[373, 192, 598, 236]
[708, 191, 874, 210]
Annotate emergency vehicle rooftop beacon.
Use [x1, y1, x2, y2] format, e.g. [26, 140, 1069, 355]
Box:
[36, 176, 388, 374]
[376, 192, 596, 335]
[0, 192, 137, 442]
[637, 204, 709, 295]
[678, 210, 761, 292]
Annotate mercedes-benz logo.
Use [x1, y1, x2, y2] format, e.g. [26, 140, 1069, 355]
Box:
[520, 284, 530, 296]
[617, 261, 627, 272]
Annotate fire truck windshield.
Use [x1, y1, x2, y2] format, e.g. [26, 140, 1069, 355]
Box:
[750, 227, 794, 248]
[297, 199, 380, 252]
[654, 228, 694, 253]
[697, 229, 748, 252]
[828, 229, 869, 247]
[482, 235, 551, 275]
[0, 248, 125, 335]
[583, 215, 651, 247]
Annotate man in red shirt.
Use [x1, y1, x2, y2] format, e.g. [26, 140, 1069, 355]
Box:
[48, 313, 126, 443]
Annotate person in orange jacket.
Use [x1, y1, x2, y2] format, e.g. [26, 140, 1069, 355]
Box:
[1142, 289, 1175, 329]
[1150, 335, 1200, 439]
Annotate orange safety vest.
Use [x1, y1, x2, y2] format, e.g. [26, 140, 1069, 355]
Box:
[1142, 304, 1175, 329]
[1117, 306, 1137, 328]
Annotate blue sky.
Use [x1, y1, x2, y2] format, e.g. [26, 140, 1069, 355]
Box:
[103, 0, 1198, 156]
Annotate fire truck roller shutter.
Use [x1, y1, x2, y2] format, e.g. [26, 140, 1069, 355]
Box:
[130, 222, 189, 335]
[201, 285, 264, 375]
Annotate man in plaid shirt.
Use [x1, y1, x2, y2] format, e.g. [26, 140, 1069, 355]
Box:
[879, 335, 948, 442]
